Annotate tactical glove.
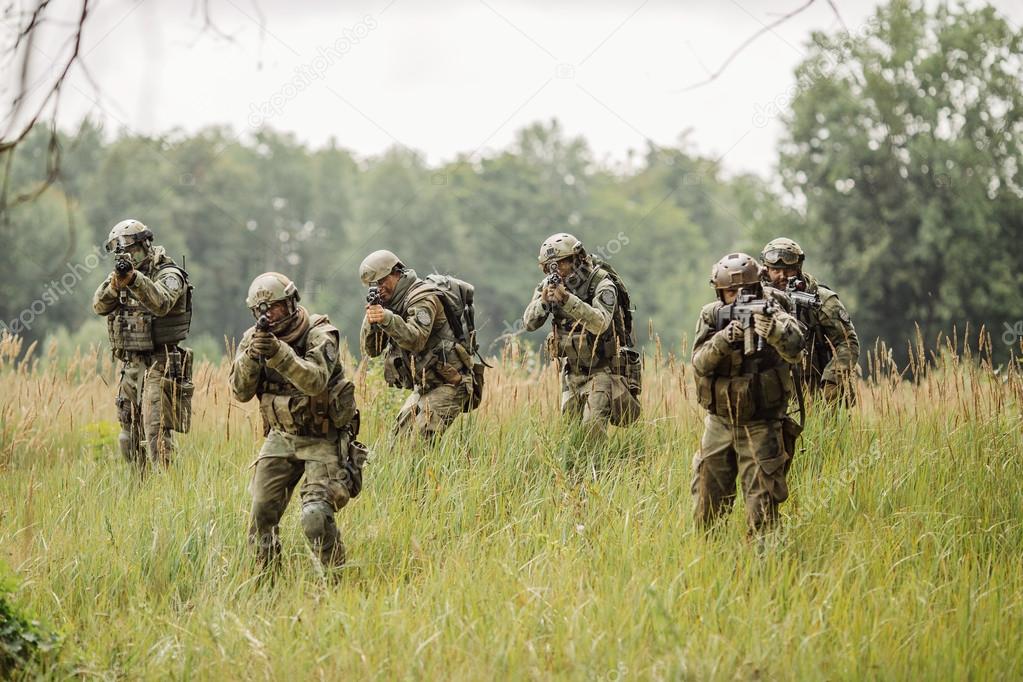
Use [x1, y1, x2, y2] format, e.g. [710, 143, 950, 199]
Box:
[250, 331, 280, 359]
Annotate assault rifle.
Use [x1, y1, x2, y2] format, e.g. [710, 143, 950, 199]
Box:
[716, 292, 777, 356]
[366, 286, 382, 306]
[542, 262, 563, 314]
[254, 305, 272, 363]
[114, 251, 133, 276]
[785, 275, 821, 320]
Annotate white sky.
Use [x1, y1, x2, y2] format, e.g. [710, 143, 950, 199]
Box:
[5, 0, 1023, 177]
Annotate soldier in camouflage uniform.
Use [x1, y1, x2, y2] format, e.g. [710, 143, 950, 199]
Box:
[230, 272, 365, 570]
[359, 250, 471, 441]
[523, 233, 641, 442]
[691, 253, 804, 535]
[92, 219, 193, 469]
[760, 238, 860, 405]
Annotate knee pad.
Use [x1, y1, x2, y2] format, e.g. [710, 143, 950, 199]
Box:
[300, 501, 336, 542]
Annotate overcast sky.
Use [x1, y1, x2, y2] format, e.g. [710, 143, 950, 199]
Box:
[5, 0, 1022, 177]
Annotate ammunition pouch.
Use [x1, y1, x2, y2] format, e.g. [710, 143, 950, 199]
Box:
[108, 308, 154, 352]
[465, 360, 485, 412]
[158, 348, 194, 433]
[383, 347, 415, 389]
[610, 347, 642, 397]
[696, 365, 793, 422]
[342, 438, 369, 499]
[547, 329, 612, 370]
[260, 372, 358, 437]
[259, 393, 312, 435]
[325, 376, 358, 431]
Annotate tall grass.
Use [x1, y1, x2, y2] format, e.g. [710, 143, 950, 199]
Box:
[1, 331, 1021, 679]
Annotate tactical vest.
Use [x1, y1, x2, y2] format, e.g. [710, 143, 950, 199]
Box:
[382, 279, 466, 391]
[257, 315, 358, 437]
[695, 293, 794, 423]
[107, 256, 192, 353]
[548, 265, 628, 371]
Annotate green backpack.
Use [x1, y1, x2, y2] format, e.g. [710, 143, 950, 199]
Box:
[424, 273, 486, 411]
[590, 257, 642, 397]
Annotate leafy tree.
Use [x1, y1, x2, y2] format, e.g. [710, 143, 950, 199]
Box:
[780, 0, 1023, 360]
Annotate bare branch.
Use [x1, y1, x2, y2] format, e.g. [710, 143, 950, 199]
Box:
[826, 0, 850, 34]
[674, 0, 817, 93]
[1, 0, 89, 153]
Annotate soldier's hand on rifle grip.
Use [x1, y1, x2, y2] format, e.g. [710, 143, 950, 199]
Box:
[365, 304, 386, 325]
[720, 320, 743, 344]
[542, 282, 568, 305]
[754, 312, 777, 343]
[250, 330, 279, 359]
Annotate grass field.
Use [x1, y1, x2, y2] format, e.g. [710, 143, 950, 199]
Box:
[1, 332, 1022, 680]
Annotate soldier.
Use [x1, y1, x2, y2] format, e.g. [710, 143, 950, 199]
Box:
[359, 250, 474, 441]
[92, 218, 193, 469]
[691, 253, 804, 536]
[230, 272, 365, 571]
[760, 237, 860, 404]
[522, 233, 641, 443]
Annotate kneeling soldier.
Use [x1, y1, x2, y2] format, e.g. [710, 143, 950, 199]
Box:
[691, 253, 804, 536]
[230, 272, 365, 570]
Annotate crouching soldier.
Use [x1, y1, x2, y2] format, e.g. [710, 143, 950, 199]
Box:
[230, 272, 366, 571]
[359, 250, 482, 442]
[691, 253, 804, 537]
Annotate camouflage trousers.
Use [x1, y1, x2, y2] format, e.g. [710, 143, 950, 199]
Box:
[562, 367, 641, 440]
[393, 383, 467, 441]
[249, 429, 353, 569]
[691, 414, 792, 535]
[116, 355, 174, 468]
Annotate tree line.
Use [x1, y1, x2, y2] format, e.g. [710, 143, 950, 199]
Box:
[1, 0, 1019, 366]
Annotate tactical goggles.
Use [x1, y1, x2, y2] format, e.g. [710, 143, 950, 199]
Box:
[106, 236, 134, 253]
[761, 249, 802, 266]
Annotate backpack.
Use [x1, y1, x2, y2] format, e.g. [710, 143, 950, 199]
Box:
[424, 273, 486, 411]
[424, 273, 479, 354]
[589, 257, 642, 397]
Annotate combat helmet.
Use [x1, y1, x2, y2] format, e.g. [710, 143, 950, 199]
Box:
[538, 233, 584, 265]
[359, 250, 404, 286]
[710, 252, 761, 290]
[246, 272, 300, 329]
[104, 218, 153, 253]
[760, 237, 805, 268]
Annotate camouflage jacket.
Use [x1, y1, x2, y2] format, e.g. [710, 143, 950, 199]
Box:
[92, 246, 191, 355]
[691, 288, 804, 422]
[523, 260, 618, 371]
[92, 246, 187, 318]
[791, 273, 860, 386]
[230, 312, 340, 401]
[230, 312, 349, 437]
[360, 270, 465, 391]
